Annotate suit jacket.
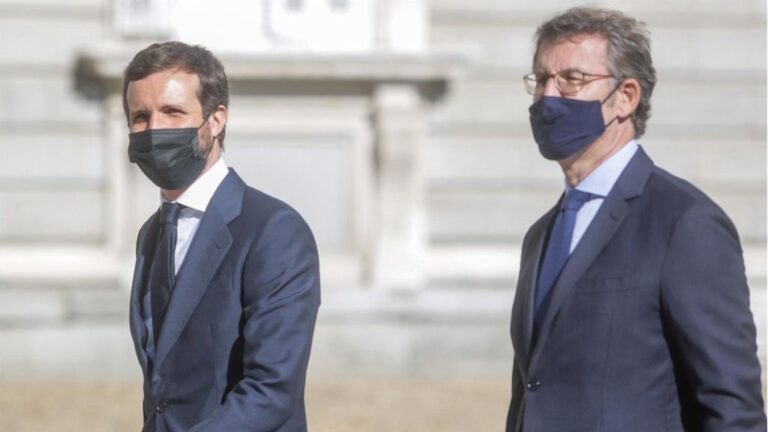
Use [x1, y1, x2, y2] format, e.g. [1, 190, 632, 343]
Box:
[129, 169, 321, 432]
[507, 148, 765, 432]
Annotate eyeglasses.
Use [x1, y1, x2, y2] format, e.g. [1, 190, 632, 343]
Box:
[523, 70, 616, 96]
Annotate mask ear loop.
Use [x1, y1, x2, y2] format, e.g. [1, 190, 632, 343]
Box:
[600, 78, 624, 128]
[196, 116, 216, 160]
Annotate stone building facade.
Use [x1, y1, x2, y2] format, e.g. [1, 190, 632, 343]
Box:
[0, 0, 764, 381]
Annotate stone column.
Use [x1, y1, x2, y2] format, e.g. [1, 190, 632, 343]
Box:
[376, 0, 427, 53]
[372, 84, 426, 291]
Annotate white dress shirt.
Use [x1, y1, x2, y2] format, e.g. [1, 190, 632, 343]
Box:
[162, 157, 229, 274]
[566, 140, 639, 253]
[144, 157, 229, 362]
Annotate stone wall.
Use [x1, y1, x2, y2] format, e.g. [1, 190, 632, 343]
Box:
[0, 0, 764, 380]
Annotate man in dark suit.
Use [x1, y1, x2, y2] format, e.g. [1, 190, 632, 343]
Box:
[507, 7, 765, 432]
[124, 41, 321, 431]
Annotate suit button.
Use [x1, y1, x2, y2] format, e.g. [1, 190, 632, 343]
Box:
[526, 380, 542, 391]
[156, 400, 168, 413]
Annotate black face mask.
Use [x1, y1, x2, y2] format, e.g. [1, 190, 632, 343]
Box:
[128, 122, 211, 190]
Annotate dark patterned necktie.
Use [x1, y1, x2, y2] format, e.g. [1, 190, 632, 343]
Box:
[150, 202, 181, 344]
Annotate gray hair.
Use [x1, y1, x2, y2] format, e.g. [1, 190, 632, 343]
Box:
[533, 7, 657, 137]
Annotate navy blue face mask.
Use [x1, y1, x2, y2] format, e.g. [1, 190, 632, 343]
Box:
[529, 91, 618, 161]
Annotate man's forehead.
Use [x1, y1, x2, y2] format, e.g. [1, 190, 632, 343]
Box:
[126, 68, 200, 106]
[536, 34, 608, 69]
[127, 68, 199, 91]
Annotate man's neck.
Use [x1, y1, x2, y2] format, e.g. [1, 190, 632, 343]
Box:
[161, 187, 186, 202]
[558, 126, 635, 187]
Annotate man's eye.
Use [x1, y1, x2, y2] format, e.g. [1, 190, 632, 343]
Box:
[562, 73, 584, 83]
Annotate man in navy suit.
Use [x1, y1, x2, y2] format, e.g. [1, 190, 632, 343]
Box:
[507, 7, 765, 431]
[124, 41, 320, 431]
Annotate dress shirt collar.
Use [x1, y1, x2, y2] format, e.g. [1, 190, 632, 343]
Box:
[161, 157, 229, 212]
[566, 139, 639, 197]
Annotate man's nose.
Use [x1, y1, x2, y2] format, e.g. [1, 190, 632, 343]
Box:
[147, 114, 166, 130]
[542, 75, 560, 97]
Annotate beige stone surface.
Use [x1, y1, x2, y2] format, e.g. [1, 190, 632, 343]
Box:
[0, 378, 510, 432]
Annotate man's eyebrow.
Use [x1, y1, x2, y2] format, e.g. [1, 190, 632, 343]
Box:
[130, 108, 148, 119]
[533, 67, 587, 75]
[559, 68, 586, 74]
[161, 104, 187, 111]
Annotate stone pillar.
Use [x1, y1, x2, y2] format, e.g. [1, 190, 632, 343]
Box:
[104, 94, 126, 255]
[105, 93, 144, 289]
[372, 84, 426, 290]
[376, 0, 427, 52]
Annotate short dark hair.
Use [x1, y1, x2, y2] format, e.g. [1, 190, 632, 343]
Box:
[122, 41, 230, 145]
[534, 7, 657, 138]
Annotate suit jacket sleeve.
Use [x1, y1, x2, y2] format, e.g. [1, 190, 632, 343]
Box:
[660, 202, 766, 431]
[190, 207, 321, 431]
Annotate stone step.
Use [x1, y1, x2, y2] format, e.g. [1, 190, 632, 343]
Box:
[424, 243, 767, 288]
[0, 12, 103, 70]
[0, 286, 127, 326]
[0, 271, 761, 379]
[0, 246, 128, 288]
[0, 131, 104, 180]
[427, 185, 766, 243]
[0, 72, 102, 125]
[0, 189, 104, 242]
[0, 323, 136, 379]
[426, 134, 767, 184]
[431, 1, 765, 74]
[430, 77, 766, 128]
[431, 0, 765, 19]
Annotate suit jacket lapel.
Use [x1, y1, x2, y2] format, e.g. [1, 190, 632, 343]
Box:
[512, 206, 555, 375]
[529, 148, 654, 367]
[129, 214, 160, 376]
[154, 169, 245, 369]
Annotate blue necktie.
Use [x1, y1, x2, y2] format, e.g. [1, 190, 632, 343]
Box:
[149, 202, 181, 346]
[534, 189, 596, 316]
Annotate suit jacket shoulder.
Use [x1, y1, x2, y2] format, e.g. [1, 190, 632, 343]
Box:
[647, 165, 731, 219]
[226, 177, 318, 255]
[635, 165, 743, 252]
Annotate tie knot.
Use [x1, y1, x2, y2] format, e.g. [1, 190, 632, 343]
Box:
[561, 189, 596, 212]
[160, 202, 182, 226]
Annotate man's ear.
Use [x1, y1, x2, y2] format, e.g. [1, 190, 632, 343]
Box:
[616, 78, 641, 120]
[208, 104, 228, 141]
